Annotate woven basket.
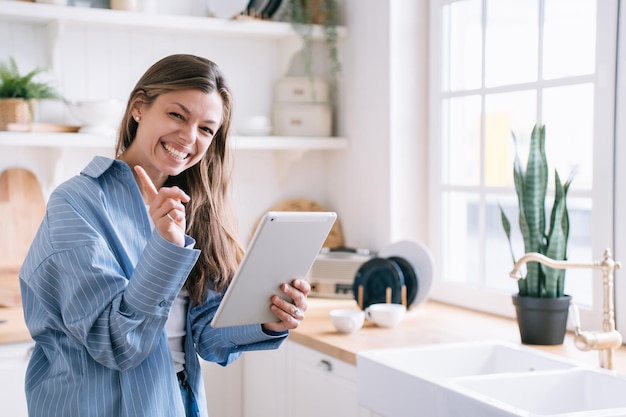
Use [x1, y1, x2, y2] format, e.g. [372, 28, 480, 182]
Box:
[0, 98, 34, 131]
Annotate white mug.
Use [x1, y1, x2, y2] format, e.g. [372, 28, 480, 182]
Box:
[329, 309, 365, 334]
[365, 303, 406, 328]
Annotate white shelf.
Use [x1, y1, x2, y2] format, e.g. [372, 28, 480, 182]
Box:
[233, 136, 348, 151]
[0, 132, 348, 151]
[0, 1, 347, 40]
[0, 132, 114, 148]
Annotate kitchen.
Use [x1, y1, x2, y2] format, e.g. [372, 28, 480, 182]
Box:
[2, 1, 626, 416]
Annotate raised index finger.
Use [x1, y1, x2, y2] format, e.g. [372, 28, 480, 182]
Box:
[134, 165, 159, 203]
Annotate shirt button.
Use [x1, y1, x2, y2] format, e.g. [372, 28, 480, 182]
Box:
[158, 300, 168, 307]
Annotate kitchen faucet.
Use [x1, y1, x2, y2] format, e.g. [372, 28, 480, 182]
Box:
[510, 249, 622, 370]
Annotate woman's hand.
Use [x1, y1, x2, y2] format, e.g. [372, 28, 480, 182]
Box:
[134, 165, 190, 247]
[262, 278, 311, 333]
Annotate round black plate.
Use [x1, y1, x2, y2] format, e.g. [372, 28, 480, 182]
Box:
[387, 256, 418, 308]
[353, 258, 404, 310]
[261, 0, 283, 18]
[246, 0, 268, 17]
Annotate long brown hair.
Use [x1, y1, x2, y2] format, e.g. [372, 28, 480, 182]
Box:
[115, 54, 243, 304]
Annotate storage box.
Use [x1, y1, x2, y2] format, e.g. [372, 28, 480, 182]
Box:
[273, 103, 332, 137]
[275, 77, 330, 104]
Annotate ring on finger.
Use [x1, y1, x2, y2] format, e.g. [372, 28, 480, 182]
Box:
[292, 306, 301, 319]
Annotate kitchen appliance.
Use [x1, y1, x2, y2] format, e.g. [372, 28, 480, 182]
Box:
[307, 249, 373, 299]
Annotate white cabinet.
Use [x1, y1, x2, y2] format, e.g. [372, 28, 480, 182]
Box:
[288, 342, 372, 417]
[242, 344, 289, 417]
[0, 341, 34, 417]
[240, 340, 373, 417]
[201, 357, 243, 417]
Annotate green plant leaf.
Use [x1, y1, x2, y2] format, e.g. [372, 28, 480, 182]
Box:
[543, 171, 567, 297]
[499, 203, 517, 266]
[503, 124, 575, 298]
[0, 56, 60, 100]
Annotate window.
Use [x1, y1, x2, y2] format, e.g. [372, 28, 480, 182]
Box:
[429, 0, 617, 329]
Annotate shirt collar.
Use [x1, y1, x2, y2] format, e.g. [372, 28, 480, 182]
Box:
[81, 156, 130, 179]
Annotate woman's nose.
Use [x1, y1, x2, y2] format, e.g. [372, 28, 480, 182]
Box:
[179, 122, 196, 143]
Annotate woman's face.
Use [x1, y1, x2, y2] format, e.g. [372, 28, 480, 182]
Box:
[124, 88, 224, 188]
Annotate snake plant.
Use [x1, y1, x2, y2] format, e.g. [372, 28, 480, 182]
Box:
[500, 124, 574, 298]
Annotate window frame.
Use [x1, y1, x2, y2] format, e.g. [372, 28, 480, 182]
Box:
[427, 0, 618, 331]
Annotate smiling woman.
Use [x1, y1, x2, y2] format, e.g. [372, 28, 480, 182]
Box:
[18, 54, 312, 417]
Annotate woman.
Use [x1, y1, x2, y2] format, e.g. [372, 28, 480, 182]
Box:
[19, 54, 310, 417]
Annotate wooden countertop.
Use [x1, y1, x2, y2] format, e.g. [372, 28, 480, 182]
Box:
[4, 298, 626, 374]
[0, 305, 30, 345]
[290, 298, 626, 372]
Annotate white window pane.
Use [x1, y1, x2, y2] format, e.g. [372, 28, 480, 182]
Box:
[542, 84, 594, 189]
[566, 197, 594, 307]
[485, 0, 538, 87]
[484, 91, 537, 187]
[441, 191, 481, 285]
[442, 96, 481, 185]
[485, 194, 521, 293]
[543, 0, 597, 79]
[443, 0, 482, 91]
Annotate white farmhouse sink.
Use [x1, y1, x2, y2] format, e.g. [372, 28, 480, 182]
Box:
[356, 340, 626, 417]
[360, 340, 575, 380]
[456, 368, 626, 416]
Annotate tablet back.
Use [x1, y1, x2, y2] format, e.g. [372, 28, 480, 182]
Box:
[211, 211, 337, 328]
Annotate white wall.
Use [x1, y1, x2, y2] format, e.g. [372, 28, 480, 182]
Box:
[329, 0, 429, 251]
[0, 0, 431, 253]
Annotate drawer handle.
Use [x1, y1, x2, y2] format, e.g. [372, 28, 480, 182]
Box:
[317, 359, 333, 372]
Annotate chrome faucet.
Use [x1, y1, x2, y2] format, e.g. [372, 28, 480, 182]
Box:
[510, 249, 622, 370]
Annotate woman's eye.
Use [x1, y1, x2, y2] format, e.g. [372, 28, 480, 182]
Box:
[170, 112, 184, 120]
[200, 126, 214, 135]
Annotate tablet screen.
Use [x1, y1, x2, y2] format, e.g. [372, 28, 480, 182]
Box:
[210, 211, 337, 328]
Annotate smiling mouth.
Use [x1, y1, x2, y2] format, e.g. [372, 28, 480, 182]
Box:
[162, 143, 189, 160]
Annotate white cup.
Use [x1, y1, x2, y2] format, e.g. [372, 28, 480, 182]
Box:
[329, 309, 365, 334]
[365, 303, 406, 328]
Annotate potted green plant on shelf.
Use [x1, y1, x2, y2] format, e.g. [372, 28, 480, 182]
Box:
[0, 56, 60, 130]
[280, 0, 342, 88]
[499, 124, 575, 345]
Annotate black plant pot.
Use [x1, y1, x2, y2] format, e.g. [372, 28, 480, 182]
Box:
[512, 294, 572, 345]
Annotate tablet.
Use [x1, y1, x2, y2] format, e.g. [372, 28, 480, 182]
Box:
[211, 211, 337, 328]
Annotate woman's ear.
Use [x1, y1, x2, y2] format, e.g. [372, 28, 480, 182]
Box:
[130, 91, 146, 121]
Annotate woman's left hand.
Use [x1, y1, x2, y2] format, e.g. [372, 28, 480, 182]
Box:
[262, 278, 311, 333]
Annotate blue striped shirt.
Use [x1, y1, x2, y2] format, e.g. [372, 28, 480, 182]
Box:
[19, 156, 287, 417]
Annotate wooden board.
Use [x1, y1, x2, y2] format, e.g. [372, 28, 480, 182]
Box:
[0, 168, 45, 306]
[6, 123, 80, 133]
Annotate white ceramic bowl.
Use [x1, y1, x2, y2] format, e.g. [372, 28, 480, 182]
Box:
[66, 99, 125, 135]
[365, 303, 406, 328]
[329, 309, 365, 334]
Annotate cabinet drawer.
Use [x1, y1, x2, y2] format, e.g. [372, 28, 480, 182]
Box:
[273, 104, 332, 137]
[275, 77, 330, 103]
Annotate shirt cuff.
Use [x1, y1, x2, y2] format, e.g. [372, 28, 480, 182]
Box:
[124, 231, 200, 317]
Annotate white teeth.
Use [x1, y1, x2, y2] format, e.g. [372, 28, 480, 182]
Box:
[163, 143, 188, 160]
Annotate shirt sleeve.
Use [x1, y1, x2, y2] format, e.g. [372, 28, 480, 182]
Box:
[21, 191, 200, 371]
[189, 289, 288, 366]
